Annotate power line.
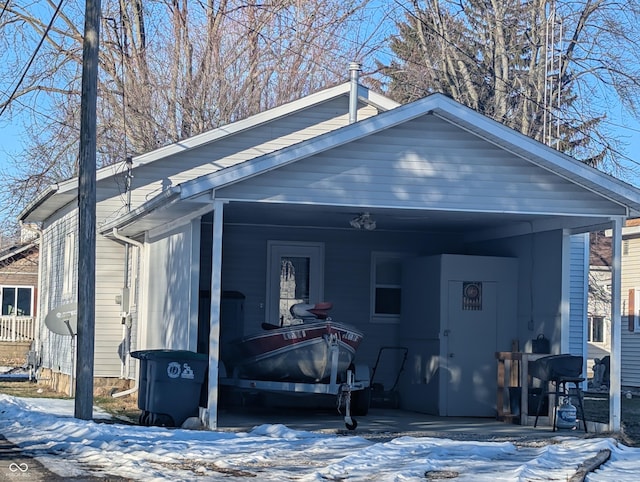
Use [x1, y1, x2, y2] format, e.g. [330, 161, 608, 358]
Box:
[0, 0, 66, 119]
[0, 0, 11, 23]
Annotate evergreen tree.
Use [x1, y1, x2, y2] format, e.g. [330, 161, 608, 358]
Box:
[378, 1, 640, 167]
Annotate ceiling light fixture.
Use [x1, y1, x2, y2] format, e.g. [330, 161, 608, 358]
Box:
[350, 212, 376, 231]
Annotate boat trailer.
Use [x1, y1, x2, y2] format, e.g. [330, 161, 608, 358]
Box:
[219, 334, 371, 430]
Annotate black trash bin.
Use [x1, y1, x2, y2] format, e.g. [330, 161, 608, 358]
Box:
[132, 349, 208, 427]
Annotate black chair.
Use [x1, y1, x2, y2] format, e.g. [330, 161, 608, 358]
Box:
[528, 354, 587, 432]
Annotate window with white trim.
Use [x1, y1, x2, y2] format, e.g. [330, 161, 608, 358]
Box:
[371, 252, 404, 322]
[0, 286, 33, 316]
[588, 316, 604, 343]
[62, 233, 75, 296]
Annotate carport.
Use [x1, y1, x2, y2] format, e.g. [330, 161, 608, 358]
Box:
[99, 89, 640, 432]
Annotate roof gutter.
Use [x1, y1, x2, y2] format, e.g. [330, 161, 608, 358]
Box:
[99, 186, 181, 236]
[111, 228, 144, 248]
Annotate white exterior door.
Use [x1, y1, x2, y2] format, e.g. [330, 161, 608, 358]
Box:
[266, 242, 324, 326]
[444, 280, 497, 416]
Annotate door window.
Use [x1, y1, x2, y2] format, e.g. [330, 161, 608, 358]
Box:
[267, 242, 324, 326]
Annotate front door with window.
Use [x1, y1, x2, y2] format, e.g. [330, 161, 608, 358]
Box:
[267, 242, 324, 326]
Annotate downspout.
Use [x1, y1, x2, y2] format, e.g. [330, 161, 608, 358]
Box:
[20, 222, 43, 380]
[348, 62, 361, 124]
[110, 228, 144, 398]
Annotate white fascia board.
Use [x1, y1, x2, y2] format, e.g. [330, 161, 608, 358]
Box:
[178, 96, 438, 199]
[358, 85, 400, 111]
[429, 94, 640, 213]
[18, 185, 60, 221]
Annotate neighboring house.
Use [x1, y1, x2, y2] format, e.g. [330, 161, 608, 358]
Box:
[0, 240, 38, 365]
[19, 75, 640, 430]
[587, 231, 612, 382]
[617, 218, 640, 388]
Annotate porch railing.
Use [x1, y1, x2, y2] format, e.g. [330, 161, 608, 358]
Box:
[0, 316, 35, 342]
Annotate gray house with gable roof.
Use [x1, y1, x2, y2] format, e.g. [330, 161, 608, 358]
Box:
[20, 75, 640, 429]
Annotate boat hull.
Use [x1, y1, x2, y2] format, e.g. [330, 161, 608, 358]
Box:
[223, 321, 363, 383]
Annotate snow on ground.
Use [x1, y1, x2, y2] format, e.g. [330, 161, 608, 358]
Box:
[0, 394, 638, 481]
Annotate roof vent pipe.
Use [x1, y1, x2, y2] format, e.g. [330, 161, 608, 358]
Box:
[348, 62, 361, 124]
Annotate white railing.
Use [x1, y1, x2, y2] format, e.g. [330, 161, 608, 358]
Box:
[0, 316, 35, 342]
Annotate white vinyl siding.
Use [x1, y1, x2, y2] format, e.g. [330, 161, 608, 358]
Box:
[144, 223, 197, 351]
[38, 208, 78, 377]
[217, 116, 625, 217]
[621, 235, 640, 387]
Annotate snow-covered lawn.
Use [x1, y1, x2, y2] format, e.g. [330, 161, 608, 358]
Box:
[0, 394, 638, 481]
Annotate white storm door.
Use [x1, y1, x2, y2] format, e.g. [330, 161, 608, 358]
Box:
[266, 241, 324, 326]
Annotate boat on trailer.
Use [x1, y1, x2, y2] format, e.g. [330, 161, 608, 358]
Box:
[220, 302, 371, 430]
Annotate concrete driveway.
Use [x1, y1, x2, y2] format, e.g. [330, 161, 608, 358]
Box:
[216, 405, 598, 444]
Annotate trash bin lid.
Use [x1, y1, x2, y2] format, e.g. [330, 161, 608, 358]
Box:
[130, 349, 207, 361]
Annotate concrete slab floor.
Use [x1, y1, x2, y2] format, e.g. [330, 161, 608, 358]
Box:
[216, 406, 603, 444]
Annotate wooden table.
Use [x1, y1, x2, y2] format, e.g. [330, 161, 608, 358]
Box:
[496, 352, 551, 426]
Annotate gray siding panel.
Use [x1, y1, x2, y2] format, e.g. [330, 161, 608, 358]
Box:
[569, 234, 588, 356]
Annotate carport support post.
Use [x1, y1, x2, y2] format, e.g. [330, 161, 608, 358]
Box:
[610, 217, 622, 432]
[206, 200, 225, 429]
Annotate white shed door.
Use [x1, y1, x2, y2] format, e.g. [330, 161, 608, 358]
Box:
[444, 280, 497, 417]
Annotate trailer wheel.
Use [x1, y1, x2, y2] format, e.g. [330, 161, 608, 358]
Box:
[351, 387, 371, 416]
[345, 418, 358, 430]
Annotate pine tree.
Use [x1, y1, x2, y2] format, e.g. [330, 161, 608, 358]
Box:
[377, 1, 628, 166]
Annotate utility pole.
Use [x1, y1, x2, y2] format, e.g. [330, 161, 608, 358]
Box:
[75, 0, 101, 420]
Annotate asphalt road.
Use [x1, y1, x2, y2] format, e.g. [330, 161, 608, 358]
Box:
[0, 434, 131, 482]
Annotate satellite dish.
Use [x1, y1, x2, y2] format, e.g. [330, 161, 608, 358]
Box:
[44, 303, 77, 336]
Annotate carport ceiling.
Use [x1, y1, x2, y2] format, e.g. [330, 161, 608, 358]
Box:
[221, 202, 561, 234]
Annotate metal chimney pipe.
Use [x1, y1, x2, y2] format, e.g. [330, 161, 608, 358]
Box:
[349, 62, 361, 124]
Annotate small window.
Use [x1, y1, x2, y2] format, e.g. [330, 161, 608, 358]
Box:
[588, 316, 604, 343]
[1, 286, 33, 316]
[63, 233, 75, 296]
[371, 252, 404, 322]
